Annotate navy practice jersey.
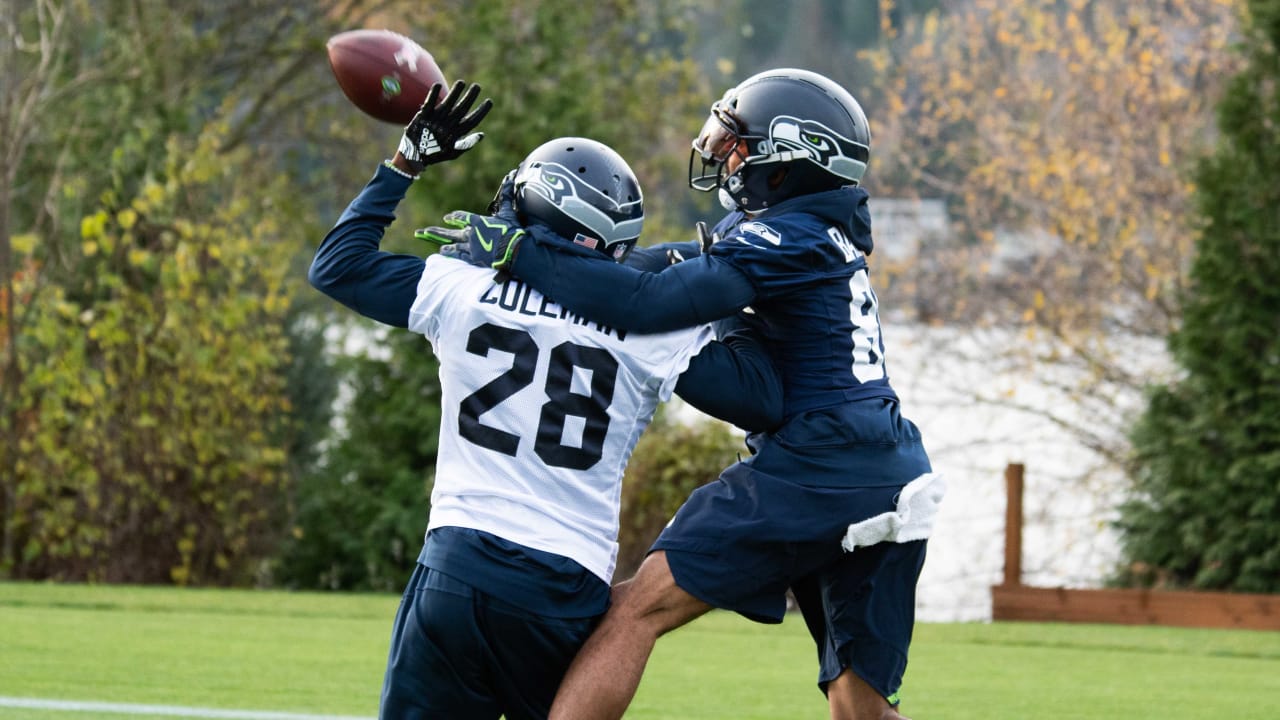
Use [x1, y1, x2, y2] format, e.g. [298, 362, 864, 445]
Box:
[510, 185, 898, 417]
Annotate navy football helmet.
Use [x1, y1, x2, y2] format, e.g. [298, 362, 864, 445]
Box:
[689, 68, 871, 213]
[514, 137, 644, 262]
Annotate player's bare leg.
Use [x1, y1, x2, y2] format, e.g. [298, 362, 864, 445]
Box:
[826, 669, 911, 720]
[549, 551, 711, 720]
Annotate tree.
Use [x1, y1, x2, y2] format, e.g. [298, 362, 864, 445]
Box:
[275, 329, 442, 591]
[859, 0, 1242, 469]
[1118, 0, 1280, 593]
[0, 0, 374, 583]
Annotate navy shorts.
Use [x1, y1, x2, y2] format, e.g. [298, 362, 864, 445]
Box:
[651, 400, 931, 701]
[379, 564, 600, 720]
[793, 540, 927, 704]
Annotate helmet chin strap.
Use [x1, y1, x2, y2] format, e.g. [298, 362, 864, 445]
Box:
[718, 187, 738, 212]
[723, 161, 794, 215]
[719, 170, 746, 212]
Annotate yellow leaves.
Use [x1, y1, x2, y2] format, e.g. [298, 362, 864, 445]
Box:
[946, 69, 973, 95]
[1072, 33, 1092, 59]
[82, 240, 99, 257]
[260, 291, 289, 316]
[861, 47, 890, 75]
[923, 11, 939, 39]
[117, 208, 138, 230]
[81, 211, 109, 240]
[73, 385, 96, 408]
[51, 299, 76, 321]
[129, 181, 168, 217]
[11, 232, 38, 254]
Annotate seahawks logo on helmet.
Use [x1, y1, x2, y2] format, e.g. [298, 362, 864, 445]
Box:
[764, 116, 869, 185]
[516, 161, 643, 246]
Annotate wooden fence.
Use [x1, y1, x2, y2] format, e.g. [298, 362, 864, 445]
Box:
[990, 463, 1280, 631]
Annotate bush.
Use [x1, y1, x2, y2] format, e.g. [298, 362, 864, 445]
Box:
[274, 328, 441, 591]
[616, 408, 744, 579]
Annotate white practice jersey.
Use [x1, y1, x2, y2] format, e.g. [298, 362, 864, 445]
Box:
[408, 254, 714, 583]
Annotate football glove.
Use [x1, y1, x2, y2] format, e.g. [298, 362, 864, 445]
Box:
[437, 241, 475, 264]
[487, 169, 518, 216]
[696, 220, 719, 253]
[398, 80, 493, 173]
[666, 221, 720, 264]
[415, 210, 526, 276]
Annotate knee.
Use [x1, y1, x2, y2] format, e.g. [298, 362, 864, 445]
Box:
[603, 553, 707, 635]
[605, 573, 668, 626]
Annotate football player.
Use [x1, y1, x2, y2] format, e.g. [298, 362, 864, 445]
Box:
[448, 69, 943, 720]
[308, 81, 783, 720]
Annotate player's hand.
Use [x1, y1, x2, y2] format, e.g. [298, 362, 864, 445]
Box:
[437, 241, 477, 265]
[416, 210, 525, 275]
[666, 221, 720, 264]
[487, 169, 518, 216]
[696, 221, 719, 253]
[397, 80, 493, 173]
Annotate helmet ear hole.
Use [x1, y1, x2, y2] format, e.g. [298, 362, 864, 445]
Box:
[766, 166, 788, 190]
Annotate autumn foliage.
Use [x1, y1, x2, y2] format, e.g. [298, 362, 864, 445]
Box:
[860, 0, 1242, 466]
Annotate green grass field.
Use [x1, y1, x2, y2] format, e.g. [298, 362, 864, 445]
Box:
[1, 581, 1278, 719]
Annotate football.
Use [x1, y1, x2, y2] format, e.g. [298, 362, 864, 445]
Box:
[326, 29, 446, 125]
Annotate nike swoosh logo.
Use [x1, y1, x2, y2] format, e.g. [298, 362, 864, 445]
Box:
[477, 233, 494, 252]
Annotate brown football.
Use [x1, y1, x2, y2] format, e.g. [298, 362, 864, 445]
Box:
[326, 29, 446, 125]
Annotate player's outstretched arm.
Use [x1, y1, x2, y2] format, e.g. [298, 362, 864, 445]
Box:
[311, 81, 493, 327]
[509, 224, 756, 333]
[622, 241, 703, 273]
[308, 164, 426, 328]
[446, 178, 751, 332]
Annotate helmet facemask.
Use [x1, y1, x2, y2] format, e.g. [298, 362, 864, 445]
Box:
[687, 69, 872, 213]
[689, 96, 756, 192]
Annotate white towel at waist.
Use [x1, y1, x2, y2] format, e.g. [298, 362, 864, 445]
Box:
[841, 472, 946, 552]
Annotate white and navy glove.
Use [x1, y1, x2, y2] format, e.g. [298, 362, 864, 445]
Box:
[398, 80, 493, 173]
[666, 221, 719, 264]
